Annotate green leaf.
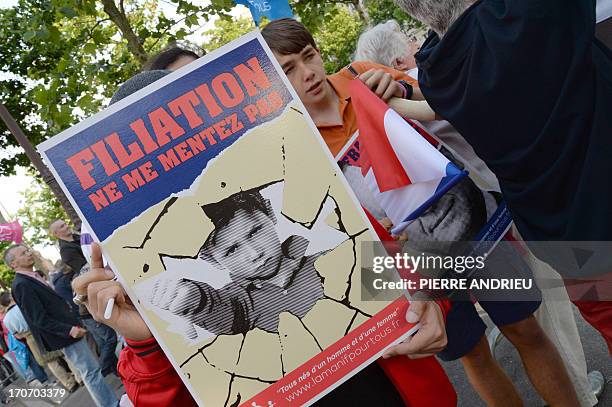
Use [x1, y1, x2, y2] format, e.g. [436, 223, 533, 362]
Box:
[38, 28, 50, 40]
[92, 29, 106, 45]
[59, 7, 78, 18]
[83, 42, 97, 55]
[77, 94, 94, 110]
[175, 28, 188, 40]
[32, 87, 49, 105]
[185, 14, 199, 27]
[23, 31, 36, 41]
[48, 26, 61, 42]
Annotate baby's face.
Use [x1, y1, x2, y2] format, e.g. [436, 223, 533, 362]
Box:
[209, 209, 282, 281]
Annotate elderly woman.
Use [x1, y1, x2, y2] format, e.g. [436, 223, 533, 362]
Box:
[354, 20, 422, 77]
[354, 20, 499, 191]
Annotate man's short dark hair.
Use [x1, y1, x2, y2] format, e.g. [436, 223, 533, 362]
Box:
[198, 188, 274, 260]
[0, 292, 12, 307]
[144, 46, 201, 71]
[261, 18, 318, 55]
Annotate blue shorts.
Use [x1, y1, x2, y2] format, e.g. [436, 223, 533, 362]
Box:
[437, 243, 542, 361]
[437, 299, 541, 361]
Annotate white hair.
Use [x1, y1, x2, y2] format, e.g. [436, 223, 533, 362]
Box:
[354, 20, 410, 66]
[394, 0, 473, 36]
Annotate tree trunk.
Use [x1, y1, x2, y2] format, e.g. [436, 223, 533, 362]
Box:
[0, 103, 82, 229]
[351, 0, 369, 25]
[100, 0, 148, 65]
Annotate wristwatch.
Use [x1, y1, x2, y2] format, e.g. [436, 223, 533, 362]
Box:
[398, 80, 414, 100]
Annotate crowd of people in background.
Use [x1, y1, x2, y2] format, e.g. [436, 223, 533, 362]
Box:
[1, 1, 611, 406]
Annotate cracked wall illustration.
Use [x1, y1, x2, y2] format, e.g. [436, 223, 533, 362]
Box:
[104, 106, 400, 406]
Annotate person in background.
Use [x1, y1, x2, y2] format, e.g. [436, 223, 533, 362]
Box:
[1, 292, 79, 392]
[0, 306, 15, 388]
[55, 261, 120, 378]
[260, 17, 580, 407]
[50, 221, 119, 377]
[49, 220, 86, 277]
[353, 20, 605, 405]
[143, 45, 201, 71]
[0, 294, 48, 387]
[4, 244, 118, 407]
[355, 20, 422, 77]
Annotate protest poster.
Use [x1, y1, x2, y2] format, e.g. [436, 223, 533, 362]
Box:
[38, 32, 418, 406]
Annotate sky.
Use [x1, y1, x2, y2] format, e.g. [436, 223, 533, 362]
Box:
[0, 0, 249, 262]
[0, 0, 16, 8]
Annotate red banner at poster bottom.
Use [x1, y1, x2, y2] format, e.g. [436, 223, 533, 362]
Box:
[243, 296, 415, 406]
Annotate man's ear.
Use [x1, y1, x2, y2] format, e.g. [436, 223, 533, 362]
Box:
[393, 56, 408, 71]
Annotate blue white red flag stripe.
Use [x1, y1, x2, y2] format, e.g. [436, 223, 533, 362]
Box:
[346, 80, 467, 235]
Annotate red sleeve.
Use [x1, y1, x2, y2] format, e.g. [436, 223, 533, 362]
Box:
[363, 208, 450, 319]
[118, 337, 197, 407]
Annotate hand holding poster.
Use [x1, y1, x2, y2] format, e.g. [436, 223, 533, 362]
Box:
[39, 33, 417, 406]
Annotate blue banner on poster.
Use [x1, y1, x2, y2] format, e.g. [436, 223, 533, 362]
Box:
[42, 38, 291, 241]
[235, 0, 293, 25]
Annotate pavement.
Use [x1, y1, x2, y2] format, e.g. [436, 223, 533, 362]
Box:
[0, 306, 609, 406]
[441, 306, 611, 407]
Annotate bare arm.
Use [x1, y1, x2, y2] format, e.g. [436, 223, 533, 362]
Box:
[388, 97, 441, 121]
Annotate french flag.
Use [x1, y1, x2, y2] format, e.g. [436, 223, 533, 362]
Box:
[343, 80, 466, 235]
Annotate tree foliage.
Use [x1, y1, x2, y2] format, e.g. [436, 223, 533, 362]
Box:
[203, 16, 255, 52]
[365, 0, 423, 29]
[1, 0, 421, 175]
[16, 174, 68, 247]
[0, 0, 421, 258]
[0, 0, 235, 176]
[0, 0, 155, 175]
[0, 241, 15, 290]
[312, 5, 365, 73]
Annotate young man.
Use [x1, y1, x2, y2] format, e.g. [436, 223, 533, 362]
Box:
[4, 244, 118, 407]
[149, 187, 325, 337]
[261, 18, 580, 407]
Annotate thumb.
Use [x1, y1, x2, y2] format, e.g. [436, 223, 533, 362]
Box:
[406, 300, 426, 323]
